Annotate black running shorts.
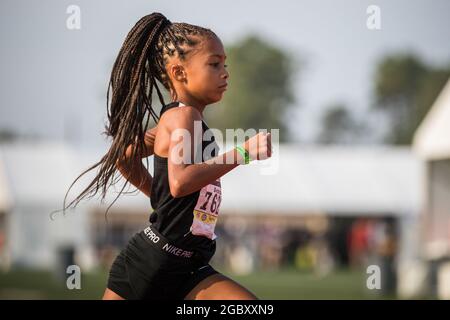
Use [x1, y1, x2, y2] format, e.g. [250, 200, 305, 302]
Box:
[106, 228, 219, 300]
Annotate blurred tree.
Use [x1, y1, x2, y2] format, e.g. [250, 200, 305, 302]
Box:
[0, 128, 20, 143]
[317, 104, 364, 144]
[372, 54, 450, 144]
[204, 35, 297, 142]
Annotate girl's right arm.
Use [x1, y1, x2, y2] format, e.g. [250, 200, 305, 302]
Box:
[166, 106, 271, 198]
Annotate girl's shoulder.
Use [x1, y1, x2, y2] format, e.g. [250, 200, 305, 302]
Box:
[159, 104, 203, 131]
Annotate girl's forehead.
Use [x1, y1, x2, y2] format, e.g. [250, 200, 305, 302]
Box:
[197, 36, 226, 58]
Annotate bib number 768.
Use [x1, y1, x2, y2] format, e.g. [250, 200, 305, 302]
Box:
[199, 191, 221, 214]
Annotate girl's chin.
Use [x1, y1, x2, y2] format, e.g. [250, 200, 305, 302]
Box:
[214, 97, 224, 104]
[208, 94, 224, 104]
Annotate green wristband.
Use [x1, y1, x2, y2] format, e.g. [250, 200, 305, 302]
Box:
[235, 145, 251, 164]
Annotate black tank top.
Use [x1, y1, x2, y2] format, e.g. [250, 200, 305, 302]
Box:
[149, 101, 222, 262]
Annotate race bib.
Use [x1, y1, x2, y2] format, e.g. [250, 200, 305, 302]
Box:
[190, 179, 222, 240]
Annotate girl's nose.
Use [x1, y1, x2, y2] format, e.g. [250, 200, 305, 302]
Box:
[223, 69, 229, 79]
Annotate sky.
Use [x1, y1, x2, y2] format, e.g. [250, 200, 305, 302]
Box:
[1, 0, 449, 150]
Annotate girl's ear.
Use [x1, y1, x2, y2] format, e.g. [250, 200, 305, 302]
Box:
[170, 64, 186, 83]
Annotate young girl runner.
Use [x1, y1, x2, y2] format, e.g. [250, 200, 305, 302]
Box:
[64, 12, 272, 300]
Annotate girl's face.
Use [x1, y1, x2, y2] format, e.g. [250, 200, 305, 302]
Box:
[174, 36, 229, 105]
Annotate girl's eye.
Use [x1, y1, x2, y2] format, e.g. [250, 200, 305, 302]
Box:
[210, 62, 227, 68]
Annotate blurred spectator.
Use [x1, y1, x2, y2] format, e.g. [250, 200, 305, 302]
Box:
[257, 222, 283, 271]
[373, 220, 397, 294]
[348, 218, 374, 268]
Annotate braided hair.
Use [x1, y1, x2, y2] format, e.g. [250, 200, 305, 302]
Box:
[53, 12, 217, 219]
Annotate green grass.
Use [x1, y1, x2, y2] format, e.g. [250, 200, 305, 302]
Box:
[0, 267, 109, 300]
[0, 266, 393, 300]
[221, 266, 392, 300]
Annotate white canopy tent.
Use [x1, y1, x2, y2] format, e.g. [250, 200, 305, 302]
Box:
[221, 145, 423, 216]
[410, 78, 450, 299]
[0, 157, 12, 212]
[413, 79, 450, 160]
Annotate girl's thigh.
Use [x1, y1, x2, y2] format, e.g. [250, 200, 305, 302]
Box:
[184, 273, 258, 300]
[102, 288, 125, 300]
